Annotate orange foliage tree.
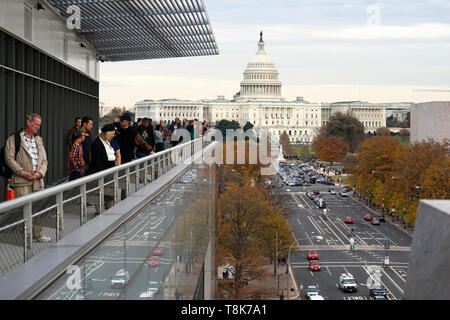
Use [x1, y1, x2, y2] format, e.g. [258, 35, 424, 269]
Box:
[312, 134, 350, 165]
[349, 137, 449, 224]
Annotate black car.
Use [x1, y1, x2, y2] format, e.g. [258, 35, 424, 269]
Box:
[369, 284, 387, 299]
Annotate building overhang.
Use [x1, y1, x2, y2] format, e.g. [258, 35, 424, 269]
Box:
[47, 0, 219, 62]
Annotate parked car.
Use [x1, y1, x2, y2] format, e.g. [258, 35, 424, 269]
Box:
[364, 214, 373, 221]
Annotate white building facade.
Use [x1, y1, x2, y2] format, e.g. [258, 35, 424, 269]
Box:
[136, 34, 387, 142]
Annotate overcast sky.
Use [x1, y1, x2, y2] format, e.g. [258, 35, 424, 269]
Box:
[99, 0, 450, 109]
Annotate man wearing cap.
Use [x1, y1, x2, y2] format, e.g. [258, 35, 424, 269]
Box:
[116, 113, 137, 164]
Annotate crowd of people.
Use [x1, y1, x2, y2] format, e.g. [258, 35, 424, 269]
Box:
[65, 114, 210, 182]
[2, 112, 210, 238]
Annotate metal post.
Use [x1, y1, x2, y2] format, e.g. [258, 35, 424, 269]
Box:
[125, 167, 130, 198]
[144, 160, 148, 186]
[23, 202, 32, 260]
[114, 171, 119, 204]
[135, 164, 139, 192]
[80, 183, 87, 225]
[99, 176, 104, 214]
[23, 220, 28, 262]
[56, 191, 63, 241]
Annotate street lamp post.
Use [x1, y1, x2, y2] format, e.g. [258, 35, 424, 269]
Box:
[275, 205, 299, 276]
[285, 236, 323, 299]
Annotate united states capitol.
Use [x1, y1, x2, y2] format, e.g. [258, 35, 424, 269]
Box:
[136, 32, 386, 143]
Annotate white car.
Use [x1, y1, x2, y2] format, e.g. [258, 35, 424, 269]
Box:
[139, 281, 160, 299]
[305, 285, 319, 300]
[111, 269, 129, 289]
[309, 295, 325, 300]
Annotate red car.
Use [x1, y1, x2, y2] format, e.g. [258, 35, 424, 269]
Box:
[309, 260, 321, 271]
[153, 248, 163, 256]
[345, 217, 354, 224]
[149, 256, 160, 267]
[364, 214, 373, 221]
[306, 250, 319, 260]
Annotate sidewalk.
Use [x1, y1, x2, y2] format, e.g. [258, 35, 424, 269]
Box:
[246, 262, 301, 300]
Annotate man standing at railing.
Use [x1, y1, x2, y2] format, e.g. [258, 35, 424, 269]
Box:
[4, 113, 50, 242]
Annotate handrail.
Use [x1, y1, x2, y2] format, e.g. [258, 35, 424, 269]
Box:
[0, 137, 204, 212]
[0, 137, 208, 277]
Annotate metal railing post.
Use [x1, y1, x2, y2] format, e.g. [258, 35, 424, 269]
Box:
[144, 160, 148, 186]
[56, 191, 63, 241]
[23, 220, 28, 263]
[99, 176, 104, 214]
[23, 203, 32, 260]
[135, 163, 139, 192]
[80, 183, 87, 225]
[125, 167, 130, 198]
[114, 171, 119, 204]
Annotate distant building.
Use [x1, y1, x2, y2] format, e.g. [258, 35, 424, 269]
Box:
[136, 33, 387, 142]
[411, 101, 450, 142]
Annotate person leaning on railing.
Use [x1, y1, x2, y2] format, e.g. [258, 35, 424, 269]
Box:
[86, 124, 118, 216]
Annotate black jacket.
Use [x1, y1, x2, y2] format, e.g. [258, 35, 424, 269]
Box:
[86, 137, 115, 175]
[116, 125, 137, 164]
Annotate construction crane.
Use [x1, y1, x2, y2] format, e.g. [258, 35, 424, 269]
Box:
[413, 89, 450, 92]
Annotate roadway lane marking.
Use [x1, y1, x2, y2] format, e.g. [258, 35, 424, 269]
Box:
[298, 193, 314, 209]
[296, 193, 312, 209]
[319, 217, 346, 245]
[296, 218, 314, 245]
[390, 267, 407, 283]
[334, 219, 368, 246]
[381, 268, 405, 295]
[362, 265, 397, 300]
[307, 216, 324, 236]
[326, 217, 361, 245]
[362, 221, 400, 247]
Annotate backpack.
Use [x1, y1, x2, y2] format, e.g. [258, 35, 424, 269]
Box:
[0, 132, 21, 179]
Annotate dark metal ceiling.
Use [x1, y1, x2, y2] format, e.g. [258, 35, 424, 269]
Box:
[48, 0, 219, 62]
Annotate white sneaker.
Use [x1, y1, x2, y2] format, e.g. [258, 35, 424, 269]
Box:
[36, 235, 52, 242]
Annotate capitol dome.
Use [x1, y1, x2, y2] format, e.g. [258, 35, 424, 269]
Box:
[239, 32, 282, 101]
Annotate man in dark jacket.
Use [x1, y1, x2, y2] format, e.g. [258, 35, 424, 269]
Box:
[116, 113, 137, 164]
[80, 116, 93, 175]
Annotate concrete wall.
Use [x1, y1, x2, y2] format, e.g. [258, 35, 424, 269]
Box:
[405, 200, 450, 299]
[411, 101, 450, 143]
[0, 0, 98, 80]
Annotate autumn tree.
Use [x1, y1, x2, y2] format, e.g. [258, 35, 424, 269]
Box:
[216, 183, 292, 299]
[387, 138, 449, 223]
[376, 127, 391, 136]
[279, 131, 293, 158]
[312, 134, 350, 165]
[349, 136, 405, 208]
[399, 128, 410, 136]
[322, 112, 365, 152]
